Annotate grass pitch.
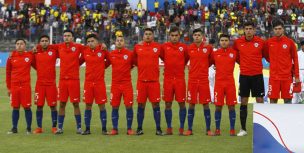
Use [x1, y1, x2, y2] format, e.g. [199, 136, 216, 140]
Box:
[0, 67, 252, 153]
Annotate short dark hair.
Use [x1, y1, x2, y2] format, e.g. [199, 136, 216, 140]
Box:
[243, 21, 255, 28]
[86, 34, 99, 42]
[15, 38, 26, 44]
[209, 38, 215, 44]
[144, 27, 154, 33]
[63, 29, 74, 37]
[219, 34, 230, 40]
[38, 35, 50, 42]
[193, 29, 203, 35]
[169, 26, 180, 34]
[272, 19, 284, 28]
[301, 40, 304, 46]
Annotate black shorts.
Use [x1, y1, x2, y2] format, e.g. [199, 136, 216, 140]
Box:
[239, 74, 265, 97]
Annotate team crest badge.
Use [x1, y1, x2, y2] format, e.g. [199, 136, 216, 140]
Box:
[179, 47, 183, 52]
[124, 55, 128, 60]
[48, 51, 53, 56]
[153, 48, 158, 53]
[254, 43, 259, 48]
[283, 44, 287, 49]
[229, 53, 234, 58]
[25, 57, 29, 62]
[71, 47, 76, 52]
[97, 52, 102, 57]
[203, 48, 207, 53]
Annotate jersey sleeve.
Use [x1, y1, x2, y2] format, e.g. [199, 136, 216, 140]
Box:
[290, 41, 300, 79]
[132, 46, 138, 66]
[104, 50, 111, 68]
[184, 45, 189, 65]
[233, 41, 240, 64]
[6, 57, 12, 90]
[262, 40, 270, 62]
[159, 44, 164, 61]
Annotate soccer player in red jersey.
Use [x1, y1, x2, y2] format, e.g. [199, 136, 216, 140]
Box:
[55, 30, 86, 134]
[264, 20, 300, 104]
[108, 36, 135, 135]
[184, 29, 213, 136]
[160, 27, 188, 135]
[233, 21, 267, 136]
[81, 34, 109, 135]
[6, 39, 34, 134]
[32, 35, 58, 134]
[211, 34, 237, 136]
[133, 28, 163, 135]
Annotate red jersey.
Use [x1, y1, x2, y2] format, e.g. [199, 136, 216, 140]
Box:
[82, 45, 109, 82]
[187, 43, 213, 82]
[109, 48, 133, 83]
[233, 36, 266, 76]
[211, 48, 237, 82]
[133, 42, 161, 81]
[160, 42, 189, 80]
[265, 36, 299, 80]
[6, 51, 34, 90]
[55, 42, 85, 80]
[33, 45, 58, 85]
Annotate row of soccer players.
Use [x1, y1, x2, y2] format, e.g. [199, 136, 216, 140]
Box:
[6, 19, 300, 136]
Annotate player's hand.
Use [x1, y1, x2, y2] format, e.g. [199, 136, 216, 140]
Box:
[7, 91, 11, 97]
[295, 78, 301, 83]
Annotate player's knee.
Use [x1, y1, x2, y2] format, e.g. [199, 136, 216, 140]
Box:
[125, 105, 132, 109]
[37, 106, 43, 111]
[284, 99, 292, 104]
[179, 102, 186, 109]
[138, 103, 146, 108]
[59, 102, 66, 108]
[241, 97, 249, 104]
[189, 104, 195, 109]
[98, 104, 106, 111]
[152, 102, 160, 108]
[228, 105, 235, 111]
[215, 106, 222, 111]
[13, 107, 20, 110]
[165, 102, 172, 109]
[50, 106, 56, 111]
[203, 104, 209, 109]
[24, 107, 31, 110]
[73, 103, 79, 108]
[256, 97, 263, 103]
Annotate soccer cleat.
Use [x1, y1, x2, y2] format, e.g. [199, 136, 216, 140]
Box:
[55, 128, 64, 135]
[127, 129, 135, 135]
[165, 128, 173, 135]
[183, 130, 193, 136]
[206, 130, 215, 136]
[215, 129, 221, 136]
[51, 127, 57, 134]
[230, 129, 236, 136]
[108, 129, 118, 135]
[7, 128, 18, 134]
[136, 128, 144, 135]
[178, 128, 184, 136]
[26, 128, 32, 135]
[156, 129, 164, 136]
[81, 129, 91, 135]
[76, 128, 83, 134]
[33, 128, 43, 134]
[102, 130, 108, 135]
[237, 129, 248, 136]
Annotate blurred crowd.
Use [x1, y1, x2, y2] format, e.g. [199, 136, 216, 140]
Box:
[0, 0, 304, 49]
